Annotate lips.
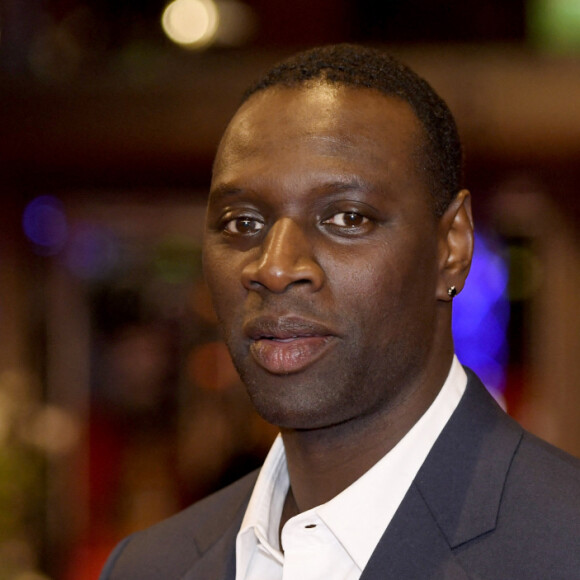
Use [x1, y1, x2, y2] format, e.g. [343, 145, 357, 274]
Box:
[244, 316, 338, 375]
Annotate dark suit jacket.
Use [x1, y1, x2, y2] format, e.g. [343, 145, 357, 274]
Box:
[100, 370, 580, 579]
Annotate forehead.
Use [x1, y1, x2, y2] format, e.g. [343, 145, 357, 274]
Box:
[214, 84, 423, 175]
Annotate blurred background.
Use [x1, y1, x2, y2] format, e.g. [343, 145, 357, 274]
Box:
[1, 0, 580, 578]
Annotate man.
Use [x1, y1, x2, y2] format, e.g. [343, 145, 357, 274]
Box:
[100, 45, 580, 579]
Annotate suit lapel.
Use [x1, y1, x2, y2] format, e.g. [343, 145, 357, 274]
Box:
[415, 370, 522, 548]
[361, 483, 473, 579]
[361, 371, 522, 579]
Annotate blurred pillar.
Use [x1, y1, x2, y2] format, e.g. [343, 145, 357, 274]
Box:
[0, 194, 28, 373]
[494, 185, 580, 457]
[528, 204, 580, 456]
[44, 258, 91, 571]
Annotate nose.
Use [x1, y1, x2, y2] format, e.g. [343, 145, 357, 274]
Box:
[241, 218, 324, 293]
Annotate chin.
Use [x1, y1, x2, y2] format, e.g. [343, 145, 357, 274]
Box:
[245, 385, 353, 432]
[257, 410, 338, 432]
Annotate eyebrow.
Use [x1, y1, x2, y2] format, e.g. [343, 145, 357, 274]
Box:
[208, 183, 244, 204]
[209, 175, 370, 204]
[312, 176, 370, 195]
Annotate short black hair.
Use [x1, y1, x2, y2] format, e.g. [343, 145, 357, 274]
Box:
[243, 44, 463, 217]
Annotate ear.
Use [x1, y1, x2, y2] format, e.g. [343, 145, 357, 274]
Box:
[436, 189, 474, 302]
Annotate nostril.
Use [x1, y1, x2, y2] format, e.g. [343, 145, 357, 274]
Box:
[241, 218, 324, 293]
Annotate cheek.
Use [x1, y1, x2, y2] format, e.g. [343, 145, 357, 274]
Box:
[330, 247, 436, 333]
[328, 261, 402, 339]
[336, 252, 404, 302]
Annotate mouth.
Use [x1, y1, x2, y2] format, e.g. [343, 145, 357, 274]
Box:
[244, 316, 338, 375]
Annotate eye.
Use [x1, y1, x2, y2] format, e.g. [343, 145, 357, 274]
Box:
[323, 211, 369, 228]
[223, 216, 264, 235]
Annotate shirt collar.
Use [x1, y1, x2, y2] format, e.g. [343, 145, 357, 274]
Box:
[237, 435, 288, 573]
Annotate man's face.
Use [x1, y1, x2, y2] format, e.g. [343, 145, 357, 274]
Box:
[203, 84, 450, 430]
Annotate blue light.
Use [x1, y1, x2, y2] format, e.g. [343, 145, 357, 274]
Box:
[64, 224, 120, 280]
[453, 232, 509, 397]
[22, 196, 68, 256]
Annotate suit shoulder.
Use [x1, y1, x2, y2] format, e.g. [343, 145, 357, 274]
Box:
[138, 468, 258, 541]
[180, 468, 260, 528]
[461, 432, 580, 578]
[509, 430, 580, 503]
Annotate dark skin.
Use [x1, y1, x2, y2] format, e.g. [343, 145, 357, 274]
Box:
[203, 83, 473, 531]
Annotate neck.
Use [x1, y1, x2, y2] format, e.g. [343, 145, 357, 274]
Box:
[279, 351, 454, 521]
[279, 407, 410, 516]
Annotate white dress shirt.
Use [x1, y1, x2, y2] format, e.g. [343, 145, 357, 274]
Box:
[235, 357, 467, 580]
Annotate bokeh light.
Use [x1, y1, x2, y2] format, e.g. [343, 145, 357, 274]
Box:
[21, 405, 81, 457]
[153, 237, 201, 284]
[161, 0, 219, 49]
[453, 232, 510, 398]
[528, 0, 580, 51]
[64, 224, 120, 281]
[22, 196, 68, 256]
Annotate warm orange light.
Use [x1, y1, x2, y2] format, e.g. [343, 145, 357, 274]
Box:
[161, 0, 219, 49]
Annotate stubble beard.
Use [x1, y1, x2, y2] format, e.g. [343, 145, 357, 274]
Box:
[224, 328, 428, 434]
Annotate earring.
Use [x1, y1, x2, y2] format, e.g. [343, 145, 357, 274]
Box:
[447, 286, 457, 298]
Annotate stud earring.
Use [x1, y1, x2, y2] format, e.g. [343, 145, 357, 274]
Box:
[447, 286, 457, 298]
